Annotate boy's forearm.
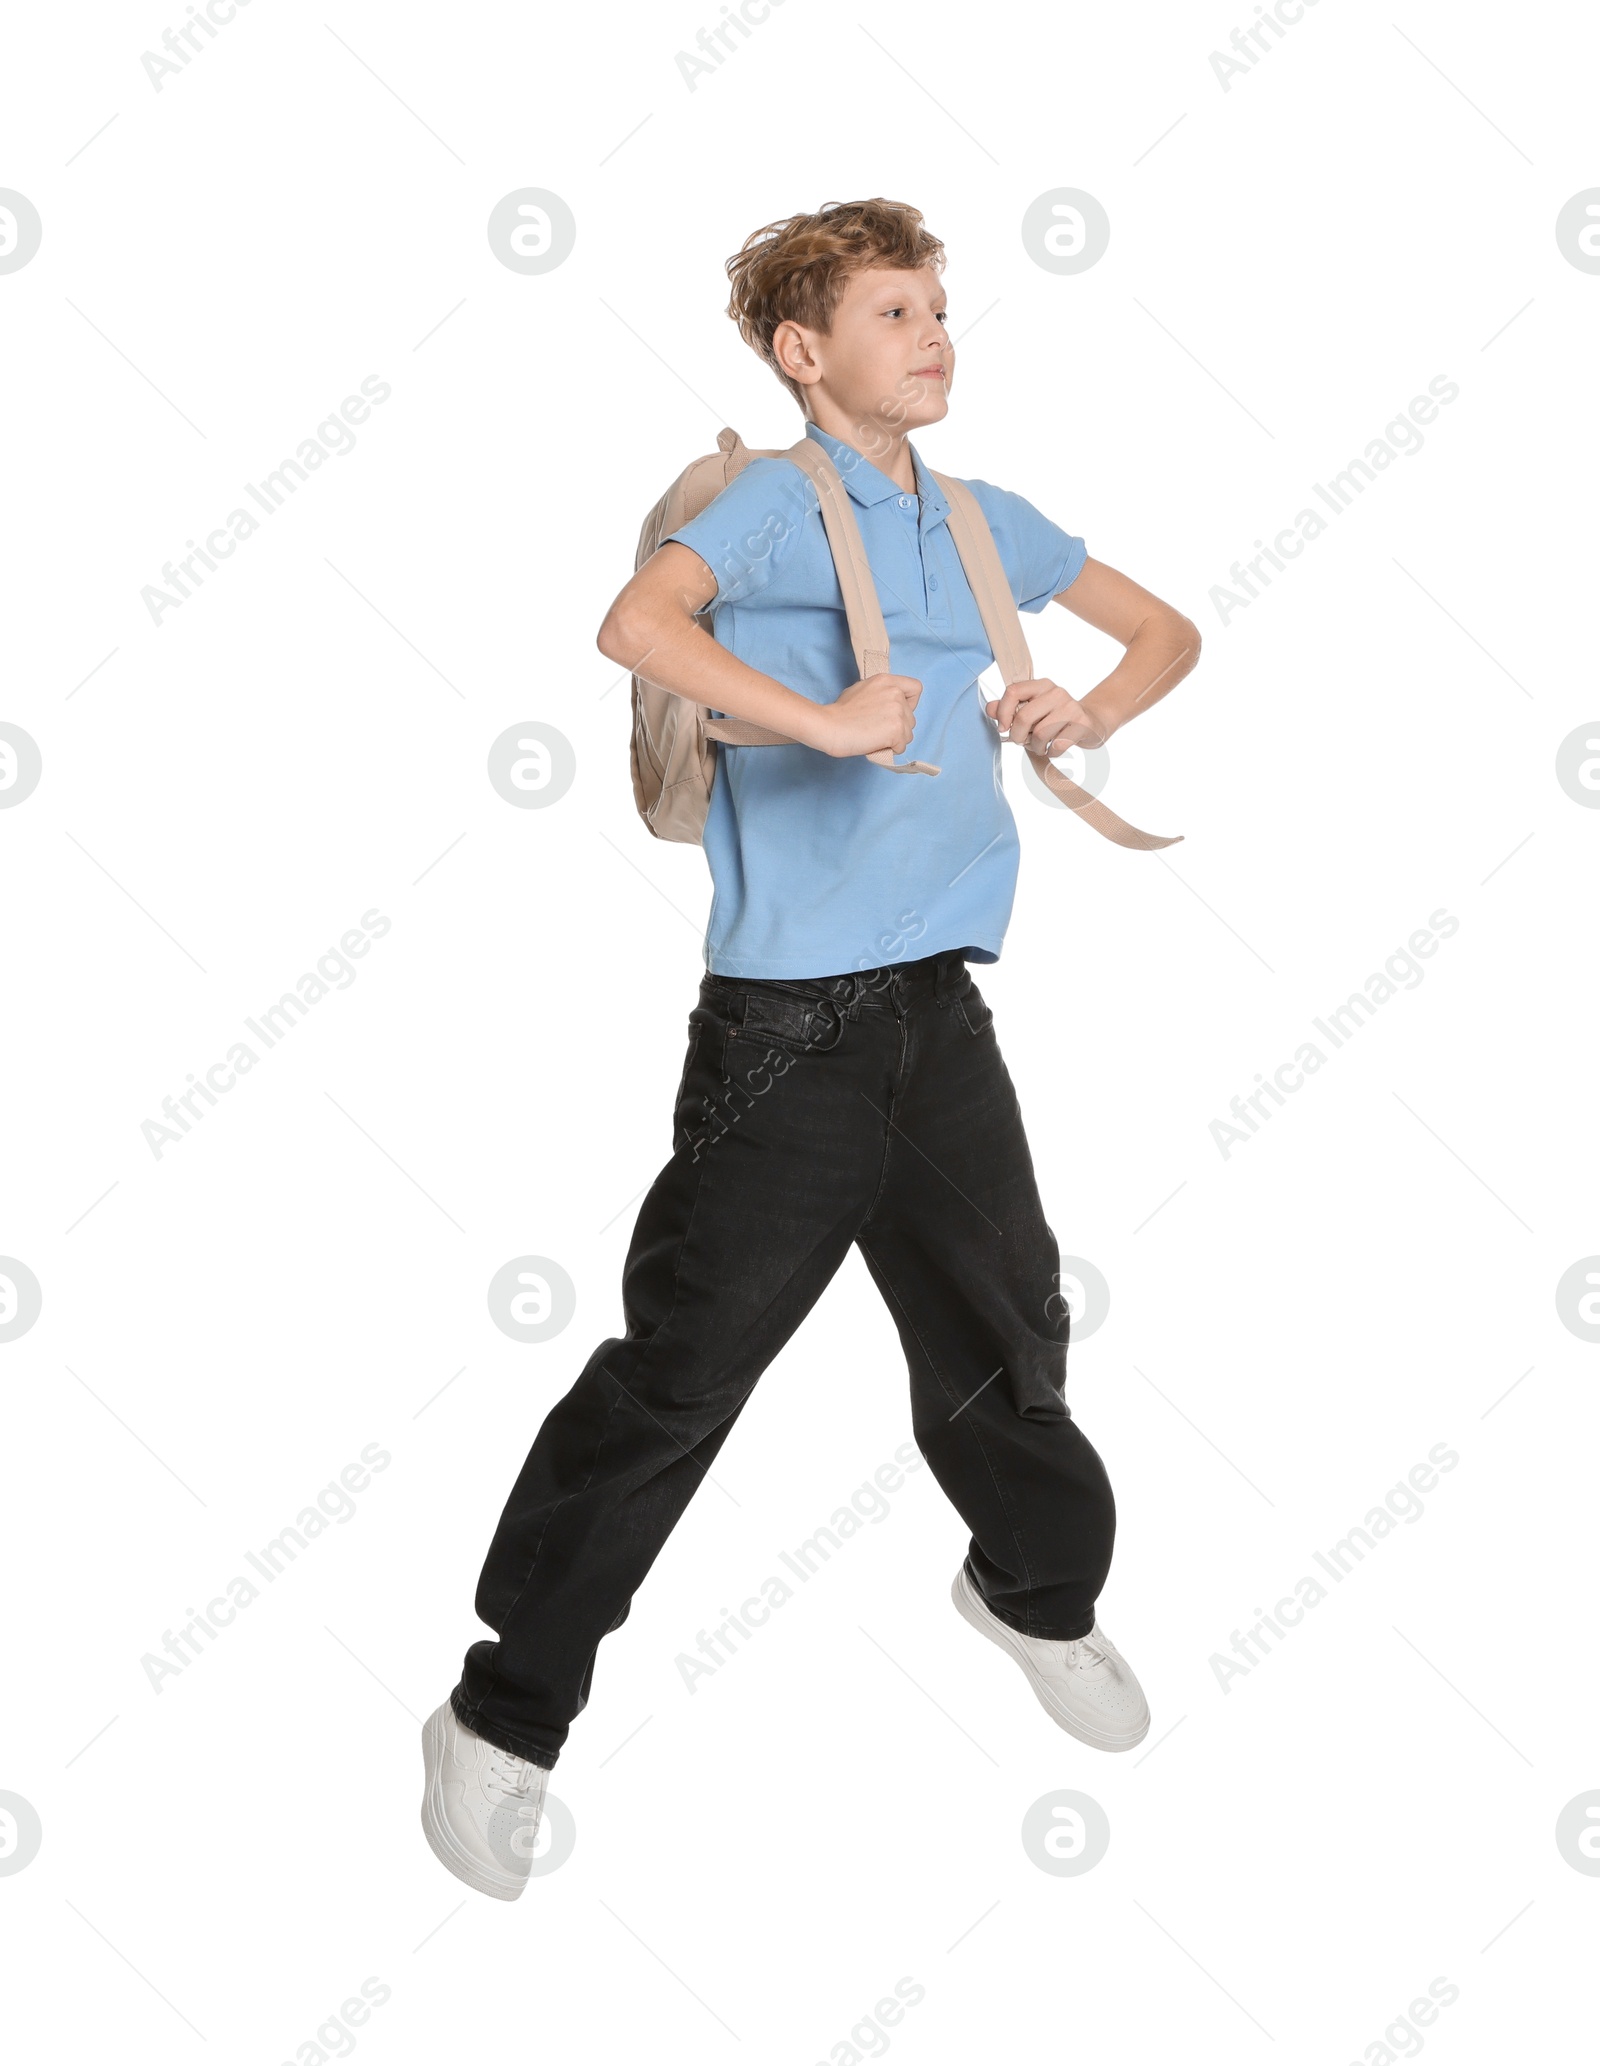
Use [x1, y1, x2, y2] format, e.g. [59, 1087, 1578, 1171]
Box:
[601, 603, 831, 751]
[1080, 614, 1201, 742]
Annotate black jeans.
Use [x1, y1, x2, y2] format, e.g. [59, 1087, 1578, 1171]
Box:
[452, 947, 1116, 1768]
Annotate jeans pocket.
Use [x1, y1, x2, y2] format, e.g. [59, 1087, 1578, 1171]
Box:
[957, 980, 995, 1038]
[720, 989, 834, 1073]
[673, 1020, 701, 1103]
[670, 1019, 704, 1146]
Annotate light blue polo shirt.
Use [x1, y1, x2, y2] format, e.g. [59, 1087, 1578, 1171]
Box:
[664, 420, 1086, 978]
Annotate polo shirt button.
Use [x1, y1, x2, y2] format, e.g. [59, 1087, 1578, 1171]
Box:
[929, 576, 939, 589]
[898, 495, 912, 508]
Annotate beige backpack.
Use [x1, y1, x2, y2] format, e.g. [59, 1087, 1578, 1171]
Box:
[627, 428, 1179, 851]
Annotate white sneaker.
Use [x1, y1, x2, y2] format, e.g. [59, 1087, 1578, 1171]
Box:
[420, 1699, 549, 1900]
[951, 1562, 1150, 1751]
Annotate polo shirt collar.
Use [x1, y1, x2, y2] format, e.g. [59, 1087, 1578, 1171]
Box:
[803, 421, 949, 528]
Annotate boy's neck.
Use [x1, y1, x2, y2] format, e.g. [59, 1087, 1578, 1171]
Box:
[801, 404, 918, 495]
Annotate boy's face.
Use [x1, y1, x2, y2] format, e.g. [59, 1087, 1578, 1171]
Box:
[779, 264, 953, 436]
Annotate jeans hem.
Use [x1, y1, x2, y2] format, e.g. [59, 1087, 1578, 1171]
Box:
[449, 1684, 559, 1771]
[965, 1558, 1095, 1644]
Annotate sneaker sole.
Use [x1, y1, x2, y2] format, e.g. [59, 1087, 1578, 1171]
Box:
[419, 1707, 533, 1902]
[951, 1566, 1150, 1751]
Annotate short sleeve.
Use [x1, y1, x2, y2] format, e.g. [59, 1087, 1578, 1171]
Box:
[962, 479, 1087, 614]
[663, 456, 816, 609]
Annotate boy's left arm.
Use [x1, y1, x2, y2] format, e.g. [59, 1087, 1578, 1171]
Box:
[986, 557, 1201, 758]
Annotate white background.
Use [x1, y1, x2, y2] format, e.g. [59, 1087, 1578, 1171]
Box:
[3, 0, 1598, 2059]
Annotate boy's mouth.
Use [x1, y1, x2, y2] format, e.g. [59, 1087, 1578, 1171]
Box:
[911, 366, 947, 380]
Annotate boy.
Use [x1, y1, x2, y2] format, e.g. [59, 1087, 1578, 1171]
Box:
[421, 198, 1200, 1900]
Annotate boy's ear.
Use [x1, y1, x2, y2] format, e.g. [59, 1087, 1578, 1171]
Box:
[772, 318, 819, 388]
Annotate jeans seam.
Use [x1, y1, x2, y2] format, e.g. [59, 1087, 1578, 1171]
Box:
[856, 1233, 1039, 1629]
[861, 1051, 899, 1226]
[471, 1382, 628, 1734]
[473, 1081, 718, 1739]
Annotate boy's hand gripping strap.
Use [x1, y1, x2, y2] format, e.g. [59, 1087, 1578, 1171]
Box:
[932, 471, 1181, 852]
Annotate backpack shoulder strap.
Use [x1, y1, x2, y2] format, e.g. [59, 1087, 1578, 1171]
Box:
[780, 437, 936, 774]
[931, 469, 1182, 851]
[701, 435, 938, 775]
[931, 472, 1035, 687]
[780, 438, 890, 682]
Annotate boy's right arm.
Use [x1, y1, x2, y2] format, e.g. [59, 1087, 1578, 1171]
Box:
[596, 542, 921, 762]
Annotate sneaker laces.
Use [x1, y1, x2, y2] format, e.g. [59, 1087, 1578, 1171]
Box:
[1063, 1633, 1112, 1676]
[484, 1742, 541, 1802]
